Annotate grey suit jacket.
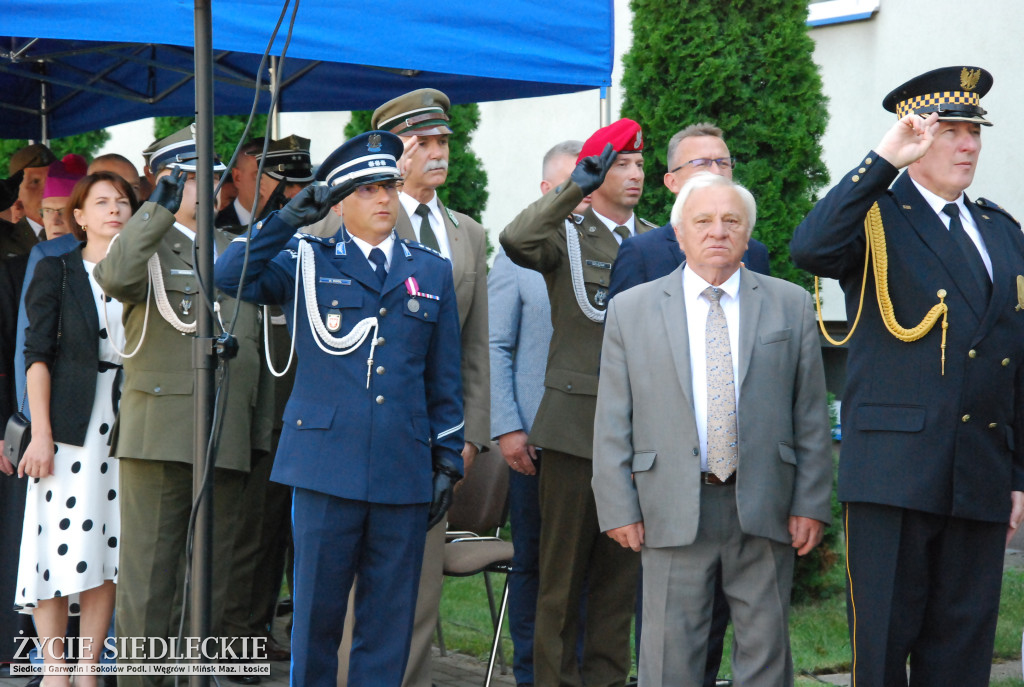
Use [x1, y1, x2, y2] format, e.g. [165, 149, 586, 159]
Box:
[488, 247, 552, 439]
[592, 265, 832, 548]
[396, 197, 490, 448]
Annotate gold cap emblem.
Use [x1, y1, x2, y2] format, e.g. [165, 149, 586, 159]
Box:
[961, 67, 981, 90]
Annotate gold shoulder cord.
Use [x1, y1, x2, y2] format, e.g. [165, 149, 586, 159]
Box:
[813, 202, 949, 375]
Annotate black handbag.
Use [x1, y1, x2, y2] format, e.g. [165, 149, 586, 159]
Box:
[3, 256, 67, 471]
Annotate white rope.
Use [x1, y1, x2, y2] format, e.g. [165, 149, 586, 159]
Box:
[101, 232, 151, 359]
[565, 218, 606, 323]
[298, 240, 379, 388]
[262, 251, 303, 378]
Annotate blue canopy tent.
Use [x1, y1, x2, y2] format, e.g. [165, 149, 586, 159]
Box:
[1, 0, 614, 139]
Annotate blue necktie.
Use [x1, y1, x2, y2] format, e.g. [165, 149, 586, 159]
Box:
[369, 247, 387, 288]
[942, 203, 990, 301]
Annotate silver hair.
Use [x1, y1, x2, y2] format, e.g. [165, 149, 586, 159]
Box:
[541, 140, 584, 181]
[670, 172, 756, 238]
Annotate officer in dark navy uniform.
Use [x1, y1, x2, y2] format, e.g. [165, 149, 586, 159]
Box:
[215, 130, 465, 687]
[791, 66, 1024, 687]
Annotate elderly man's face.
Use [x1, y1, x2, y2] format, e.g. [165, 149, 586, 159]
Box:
[19, 166, 49, 222]
[674, 185, 749, 282]
[665, 136, 733, 194]
[909, 120, 981, 201]
[401, 134, 449, 191]
[40, 196, 71, 240]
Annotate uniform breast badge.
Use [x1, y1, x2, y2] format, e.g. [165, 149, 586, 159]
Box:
[180, 296, 192, 316]
[326, 309, 342, 332]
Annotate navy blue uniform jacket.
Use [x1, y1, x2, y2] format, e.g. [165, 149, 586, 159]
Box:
[215, 213, 465, 505]
[791, 152, 1024, 523]
[608, 222, 771, 299]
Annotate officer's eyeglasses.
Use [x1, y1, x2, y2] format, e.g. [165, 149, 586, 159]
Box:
[41, 207, 68, 219]
[354, 181, 403, 199]
[669, 157, 737, 173]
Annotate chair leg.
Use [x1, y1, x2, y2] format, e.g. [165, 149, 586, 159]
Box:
[435, 614, 447, 657]
[483, 571, 507, 674]
[484, 574, 511, 687]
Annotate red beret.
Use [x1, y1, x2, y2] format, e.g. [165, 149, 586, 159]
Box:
[576, 118, 643, 163]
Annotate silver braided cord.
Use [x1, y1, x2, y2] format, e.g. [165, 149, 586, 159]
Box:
[565, 218, 606, 323]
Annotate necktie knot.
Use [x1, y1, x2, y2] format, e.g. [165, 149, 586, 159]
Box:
[613, 225, 630, 242]
[415, 203, 431, 219]
[414, 203, 441, 252]
[942, 203, 960, 221]
[703, 286, 724, 304]
[369, 247, 387, 287]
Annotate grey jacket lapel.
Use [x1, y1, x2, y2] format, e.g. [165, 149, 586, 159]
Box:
[660, 266, 694, 411]
[737, 267, 761, 390]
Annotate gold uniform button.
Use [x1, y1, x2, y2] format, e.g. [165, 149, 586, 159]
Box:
[852, 175, 860, 182]
[379, 308, 388, 317]
[1003, 358, 1011, 366]
[376, 395, 385, 404]
[968, 349, 977, 358]
[961, 414, 971, 423]
[865, 157, 873, 164]
[296, 419, 303, 427]
[859, 167, 867, 174]
[989, 423, 998, 429]
[376, 366, 385, 375]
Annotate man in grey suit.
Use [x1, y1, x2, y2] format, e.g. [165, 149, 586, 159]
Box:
[489, 139, 586, 686]
[593, 173, 832, 686]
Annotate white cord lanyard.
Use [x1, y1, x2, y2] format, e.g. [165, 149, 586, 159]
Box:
[565, 218, 606, 323]
[263, 239, 379, 388]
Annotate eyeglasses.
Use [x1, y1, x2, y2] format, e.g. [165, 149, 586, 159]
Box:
[40, 207, 68, 219]
[669, 157, 737, 173]
[353, 180, 403, 198]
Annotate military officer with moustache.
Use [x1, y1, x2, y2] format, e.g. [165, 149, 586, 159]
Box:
[500, 118, 655, 687]
[791, 66, 1024, 687]
[366, 88, 489, 687]
[215, 130, 464, 687]
[93, 126, 271, 686]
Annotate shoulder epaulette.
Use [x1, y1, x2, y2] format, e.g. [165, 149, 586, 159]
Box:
[638, 217, 658, 229]
[444, 207, 460, 227]
[402, 237, 447, 260]
[295, 232, 328, 243]
[975, 198, 1021, 227]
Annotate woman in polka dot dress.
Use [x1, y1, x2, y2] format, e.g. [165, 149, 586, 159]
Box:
[16, 172, 138, 686]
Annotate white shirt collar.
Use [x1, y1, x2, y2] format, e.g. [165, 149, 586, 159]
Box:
[233, 197, 253, 226]
[349, 232, 395, 271]
[591, 208, 636, 236]
[910, 176, 967, 218]
[27, 216, 44, 239]
[683, 264, 741, 302]
[399, 191, 440, 224]
[174, 221, 196, 242]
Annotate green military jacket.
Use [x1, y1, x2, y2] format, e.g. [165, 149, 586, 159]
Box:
[93, 202, 271, 471]
[499, 180, 654, 459]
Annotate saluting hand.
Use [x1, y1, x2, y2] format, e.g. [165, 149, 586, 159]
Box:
[150, 167, 188, 214]
[571, 143, 618, 196]
[278, 183, 352, 229]
[875, 112, 940, 169]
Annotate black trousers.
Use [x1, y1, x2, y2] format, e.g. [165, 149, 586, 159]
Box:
[844, 502, 1004, 687]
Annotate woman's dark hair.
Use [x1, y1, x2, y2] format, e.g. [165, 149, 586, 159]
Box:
[66, 171, 140, 241]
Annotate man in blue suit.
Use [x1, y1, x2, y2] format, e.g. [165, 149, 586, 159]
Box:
[609, 123, 770, 300]
[215, 130, 465, 687]
[607, 123, 771, 687]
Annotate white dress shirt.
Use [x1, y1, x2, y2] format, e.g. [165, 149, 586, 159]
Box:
[399, 191, 452, 262]
[683, 265, 741, 472]
[232, 197, 253, 227]
[910, 177, 993, 279]
[591, 209, 636, 245]
[350, 233, 395, 273]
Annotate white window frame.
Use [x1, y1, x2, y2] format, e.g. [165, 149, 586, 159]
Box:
[807, 0, 880, 27]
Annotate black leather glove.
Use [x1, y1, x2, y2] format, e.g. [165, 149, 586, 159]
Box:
[570, 143, 618, 196]
[427, 453, 463, 529]
[0, 170, 24, 213]
[150, 167, 187, 214]
[277, 182, 352, 229]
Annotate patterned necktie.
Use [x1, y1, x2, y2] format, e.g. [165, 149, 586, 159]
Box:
[368, 247, 388, 288]
[414, 203, 441, 252]
[703, 286, 738, 481]
[613, 225, 630, 243]
[942, 203, 990, 301]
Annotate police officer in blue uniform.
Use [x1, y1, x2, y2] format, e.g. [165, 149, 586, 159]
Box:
[215, 130, 465, 687]
[791, 66, 1024, 687]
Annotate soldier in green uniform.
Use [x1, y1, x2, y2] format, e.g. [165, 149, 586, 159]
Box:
[93, 126, 271, 686]
[499, 119, 655, 687]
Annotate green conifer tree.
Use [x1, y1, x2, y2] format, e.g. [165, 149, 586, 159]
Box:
[620, 0, 829, 287]
[1, 129, 111, 175]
